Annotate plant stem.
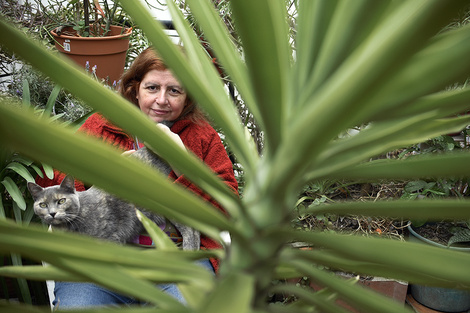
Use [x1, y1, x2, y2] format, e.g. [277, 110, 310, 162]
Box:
[83, 0, 89, 37]
[105, 4, 118, 36]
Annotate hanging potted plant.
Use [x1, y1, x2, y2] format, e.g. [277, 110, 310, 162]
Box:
[50, 0, 132, 84]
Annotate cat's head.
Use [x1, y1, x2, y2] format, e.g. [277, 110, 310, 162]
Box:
[27, 175, 80, 227]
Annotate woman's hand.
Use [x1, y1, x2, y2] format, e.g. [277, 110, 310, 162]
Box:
[157, 123, 186, 177]
[122, 149, 136, 156]
[157, 123, 186, 152]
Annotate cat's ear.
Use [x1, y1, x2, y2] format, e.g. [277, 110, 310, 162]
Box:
[27, 182, 44, 200]
[60, 175, 76, 193]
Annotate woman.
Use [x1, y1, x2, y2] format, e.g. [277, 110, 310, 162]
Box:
[36, 47, 238, 307]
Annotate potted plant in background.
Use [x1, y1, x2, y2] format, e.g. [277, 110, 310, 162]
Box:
[407, 220, 470, 312]
[405, 180, 470, 312]
[48, 0, 132, 84]
[400, 134, 470, 312]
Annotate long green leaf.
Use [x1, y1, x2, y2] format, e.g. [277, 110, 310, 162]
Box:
[327, 151, 470, 181]
[166, 0, 225, 95]
[290, 230, 470, 288]
[230, 0, 290, 154]
[270, 283, 363, 313]
[43, 84, 61, 117]
[0, 301, 185, 313]
[163, 0, 256, 190]
[136, 209, 218, 305]
[136, 210, 177, 251]
[304, 0, 393, 96]
[12, 201, 23, 224]
[56, 257, 187, 309]
[0, 302, 47, 313]
[379, 86, 470, 121]
[294, 0, 338, 102]
[41, 163, 54, 179]
[291, 260, 413, 313]
[185, 0, 260, 123]
[21, 79, 30, 108]
[306, 114, 470, 182]
[282, 248, 460, 289]
[295, 0, 456, 135]
[5, 162, 35, 183]
[0, 211, 196, 267]
[364, 24, 470, 122]
[1, 177, 26, 210]
[10, 253, 32, 304]
[0, 260, 216, 288]
[305, 199, 470, 221]
[0, 197, 5, 219]
[166, 0, 249, 158]
[0, 219, 215, 284]
[11, 155, 33, 167]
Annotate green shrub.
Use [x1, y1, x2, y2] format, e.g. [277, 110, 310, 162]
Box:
[2, 1, 470, 312]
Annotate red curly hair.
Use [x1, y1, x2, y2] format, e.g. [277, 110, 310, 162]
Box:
[119, 47, 206, 123]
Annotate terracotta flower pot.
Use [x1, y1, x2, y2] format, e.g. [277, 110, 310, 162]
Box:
[51, 25, 132, 84]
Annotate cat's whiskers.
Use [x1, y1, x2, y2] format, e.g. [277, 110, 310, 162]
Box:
[62, 213, 83, 227]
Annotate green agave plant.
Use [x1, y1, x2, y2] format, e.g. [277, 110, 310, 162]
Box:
[2, 0, 470, 312]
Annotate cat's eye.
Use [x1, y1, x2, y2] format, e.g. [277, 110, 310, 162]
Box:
[58, 198, 66, 205]
[39, 203, 47, 208]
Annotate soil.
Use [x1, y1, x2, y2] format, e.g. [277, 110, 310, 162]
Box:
[295, 181, 410, 240]
[412, 221, 470, 247]
[295, 175, 470, 244]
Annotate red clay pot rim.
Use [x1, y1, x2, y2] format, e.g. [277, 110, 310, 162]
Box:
[51, 25, 132, 40]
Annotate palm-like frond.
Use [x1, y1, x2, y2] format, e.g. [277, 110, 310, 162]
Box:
[2, 1, 470, 312]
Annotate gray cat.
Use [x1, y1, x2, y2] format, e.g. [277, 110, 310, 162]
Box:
[27, 146, 200, 251]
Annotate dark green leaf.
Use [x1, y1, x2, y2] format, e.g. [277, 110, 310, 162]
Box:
[5, 162, 35, 182]
[1, 177, 26, 210]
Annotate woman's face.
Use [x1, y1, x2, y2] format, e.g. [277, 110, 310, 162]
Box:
[136, 69, 187, 123]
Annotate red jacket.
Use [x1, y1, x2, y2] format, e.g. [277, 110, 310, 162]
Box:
[36, 113, 238, 272]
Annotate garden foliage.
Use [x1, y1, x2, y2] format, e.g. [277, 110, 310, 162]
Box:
[2, 1, 470, 312]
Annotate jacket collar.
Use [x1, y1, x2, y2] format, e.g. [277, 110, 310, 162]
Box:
[98, 113, 192, 136]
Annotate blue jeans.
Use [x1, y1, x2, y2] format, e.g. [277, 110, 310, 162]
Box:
[52, 259, 214, 309]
